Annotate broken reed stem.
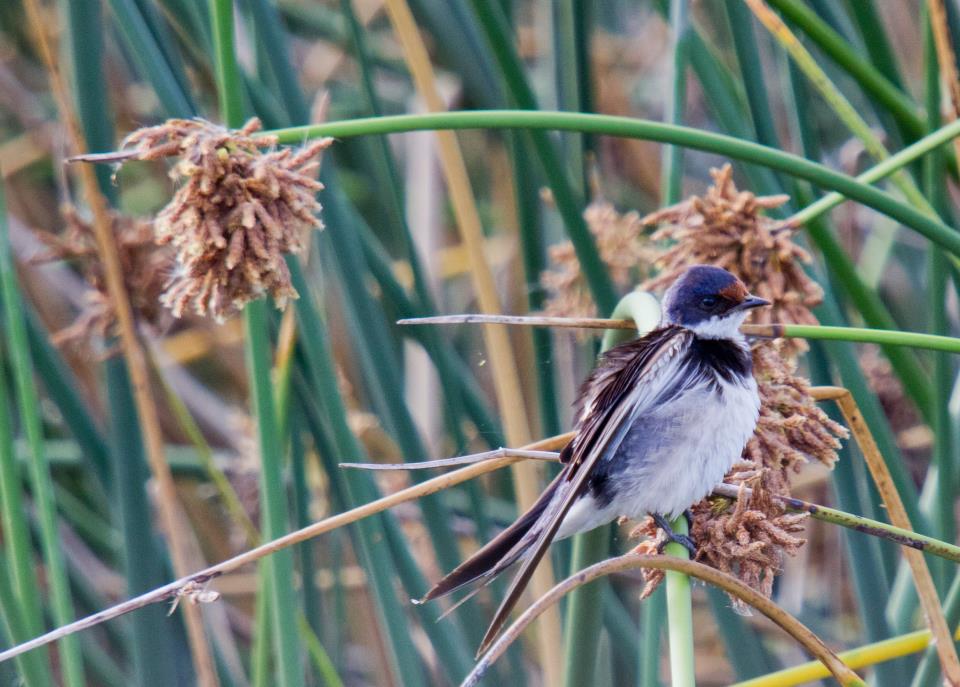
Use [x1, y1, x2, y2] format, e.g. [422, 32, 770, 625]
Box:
[0, 433, 573, 667]
[398, 314, 637, 329]
[344, 451, 960, 562]
[397, 314, 960, 354]
[345, 450, 960, 562]
[826, 388, 960, 683]
[924, 0, 960, 171]
[20, 0, 219, 684]
[381, 0, 563, 680]
[460, 555, 866, 687]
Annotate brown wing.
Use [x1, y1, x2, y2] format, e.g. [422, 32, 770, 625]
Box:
[477, 325, 690, 655]
[563, 325, 688, 467]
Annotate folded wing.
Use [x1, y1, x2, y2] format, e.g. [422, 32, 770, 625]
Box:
[420, 325, 694, 656]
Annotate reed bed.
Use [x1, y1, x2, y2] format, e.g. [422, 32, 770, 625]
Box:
[0, 1, 959, 686]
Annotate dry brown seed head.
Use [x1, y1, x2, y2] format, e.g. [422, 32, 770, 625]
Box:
[540, 200, 658, 325]
[641, 164, 821, 356]
[33, 205, 173, 352]
[117, 117, 332, 322]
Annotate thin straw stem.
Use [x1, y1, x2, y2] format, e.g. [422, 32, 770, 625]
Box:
[22, 0, 217, 681]
[462, 555, 865, 687]
[926, 0, 960, 168]
[0, 433, 573, 665]
[5, 422, 960, 669]
[827, 388, 960, 680]
[382, 0, 563, 679]
[398, 314, 960, 354]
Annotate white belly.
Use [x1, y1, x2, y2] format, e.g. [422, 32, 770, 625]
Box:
[555, 374, 759, 539]
[625, 376, 759, 518]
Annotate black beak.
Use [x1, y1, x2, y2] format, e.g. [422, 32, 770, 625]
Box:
[734, 295, 770, 312]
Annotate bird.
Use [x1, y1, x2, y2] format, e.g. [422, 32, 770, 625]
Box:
[418, 264, 770, 655]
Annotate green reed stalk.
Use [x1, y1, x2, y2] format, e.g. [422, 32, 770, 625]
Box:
[0, 547, 48, 687]
[209, 1, 302, 684]
[0, 316, 51, 687]
[664, 516, 695, 687]
[562, 292, 662, 687]
[766, 0, 924, 138]
[746, 0, 933, 216]
[0, 182, 84, 687]
[268, 110, 960, 258]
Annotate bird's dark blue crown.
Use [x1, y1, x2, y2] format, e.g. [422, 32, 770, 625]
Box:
[662, 265, 746, 326]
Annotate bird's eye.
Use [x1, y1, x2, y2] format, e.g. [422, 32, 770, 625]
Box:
[700, 295, 718, 309]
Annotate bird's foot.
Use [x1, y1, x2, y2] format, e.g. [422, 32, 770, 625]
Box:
[652, 513, 697, 558]
[656, 533, 697, 557]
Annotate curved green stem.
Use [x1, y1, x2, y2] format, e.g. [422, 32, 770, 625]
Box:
[792, 117, 960, 226]
[601, 293, 662, 350]
[267, 110, 960, 258]
[763, 322, 960, 353]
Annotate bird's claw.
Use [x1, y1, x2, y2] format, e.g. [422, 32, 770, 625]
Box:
[656, 533, 697, 557]
[652, 513, 697, 557]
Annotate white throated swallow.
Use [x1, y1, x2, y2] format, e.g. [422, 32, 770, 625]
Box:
[419, 264, 770, 655]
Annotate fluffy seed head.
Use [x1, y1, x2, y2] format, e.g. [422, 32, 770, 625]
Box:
[120, 117, 332, 322]
[541, 200, 657, 323]
[621, 167, 846, 602]
[32, 205, 172, 351]
[642, 164, 822, 356]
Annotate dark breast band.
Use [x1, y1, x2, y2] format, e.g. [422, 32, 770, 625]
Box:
[689, 337, 752, 386]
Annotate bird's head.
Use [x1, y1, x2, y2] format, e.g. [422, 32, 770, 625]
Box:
[661, 265, 769, 338]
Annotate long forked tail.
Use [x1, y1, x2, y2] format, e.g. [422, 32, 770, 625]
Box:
[417, 475, 562, 604]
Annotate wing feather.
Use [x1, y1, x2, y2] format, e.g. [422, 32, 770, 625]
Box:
[476, 326, 691, 655]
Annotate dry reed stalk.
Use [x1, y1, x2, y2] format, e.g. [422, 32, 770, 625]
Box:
[928, 0, 960, 169]
[812, 386, 960, 685]
[0, 433, 574, 666]
[3, 409, 956, 673]
[461, 554, 865, 687]
[20, 0, 219, 683]
[380, 0, 563, 680]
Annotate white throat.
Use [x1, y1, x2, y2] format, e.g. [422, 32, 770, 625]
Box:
[686, 311, 749, 339]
